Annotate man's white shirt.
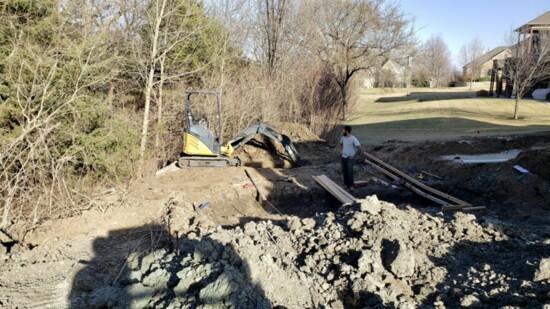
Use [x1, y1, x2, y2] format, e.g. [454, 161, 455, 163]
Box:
[340, 135, 360, 158]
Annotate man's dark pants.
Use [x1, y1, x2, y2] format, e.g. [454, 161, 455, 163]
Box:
[341, 157, 354, 188]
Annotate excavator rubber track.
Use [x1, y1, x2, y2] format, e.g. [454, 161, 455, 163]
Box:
[178, 156, 241, 167]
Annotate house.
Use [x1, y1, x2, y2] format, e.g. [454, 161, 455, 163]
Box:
[489, 10, 550, 97]
[363, 59, 408, 88]
[514, 10, 550, 53]
[462, 46, 512, 79]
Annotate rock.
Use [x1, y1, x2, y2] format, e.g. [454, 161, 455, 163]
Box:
[244, 221, 257, 235]
[359, 195, 382, 214]
[140, 249, 167, 273]
[121, 283, 156, 309]
[123, 270, 141, 285]
[535, 258, 550, 282]
[383, 239, 416, 278]
[330, 299, 344, 309]
[127, 252, 141, 270]
[460, 294, 482, 307]
[142, 267, 170, 288]
[302, 218, 316, 230]
[357, 251, 374, 274]
[175, 268, 196, 296]
[453, 212, 477, 225]
[199, 273, 234, 304]
[287, 217, 302, 231]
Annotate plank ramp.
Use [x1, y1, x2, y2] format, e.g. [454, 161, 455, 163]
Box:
[313, 174, 356, 205]
[364, 152, 485, 212]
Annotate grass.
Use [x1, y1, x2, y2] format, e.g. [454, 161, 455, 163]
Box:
[346, 87, 550, 144]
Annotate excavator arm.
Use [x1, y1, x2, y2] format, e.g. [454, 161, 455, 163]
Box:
[223, 123, 300, 165]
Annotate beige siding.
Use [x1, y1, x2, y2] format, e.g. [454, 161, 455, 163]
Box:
[464, 50, 512, 78]
[479, 50, 512, 77]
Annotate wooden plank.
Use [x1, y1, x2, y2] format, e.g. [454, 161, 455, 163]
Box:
[318, 175, 355, 202]
[442, 205, 486, 211]
[313, 176, 347, 203]
[420, 170, 443, 180]
[245, 169, 266, 203]
[313, 175, 351, 204]
[365, 159, 450, 206]
[313, 175, 355, 204]
[365, 159, 483, 212]
[364, 152, 471, 206]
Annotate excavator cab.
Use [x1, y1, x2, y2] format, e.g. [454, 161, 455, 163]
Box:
[182, 91, 224, 157]
[180, 90, 299, 167]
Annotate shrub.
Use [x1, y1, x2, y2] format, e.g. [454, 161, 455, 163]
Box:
[477, 76, 491, 82]
[476, 90, 489, 97]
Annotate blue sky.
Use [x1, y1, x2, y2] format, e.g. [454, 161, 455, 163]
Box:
[398, 0, 550, 67]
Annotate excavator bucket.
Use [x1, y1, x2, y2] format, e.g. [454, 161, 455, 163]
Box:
[226, 123, 300, 165]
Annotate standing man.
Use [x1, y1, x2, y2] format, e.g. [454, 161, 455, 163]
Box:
[339, 125, 363, 192]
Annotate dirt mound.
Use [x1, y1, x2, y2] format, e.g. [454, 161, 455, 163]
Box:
[233, 122, 331, 168]
[67, 196, 549, 308]
[515, 147, 550, 181]
[272, 122, 323, 143]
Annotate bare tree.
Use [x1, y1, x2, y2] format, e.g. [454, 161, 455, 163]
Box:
[508, 31, 550, 119]
[133, 0, 223, 173]
[416, 34, 452, 88]
[459, 37, 486, 89]
[298, 0, 415, 119]
[260, 0, 290, 77]
[137, 0, 166, 174]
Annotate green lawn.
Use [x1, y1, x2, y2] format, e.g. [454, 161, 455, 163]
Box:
[346, 88, 550, 144]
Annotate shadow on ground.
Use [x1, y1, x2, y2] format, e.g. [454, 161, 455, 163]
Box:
[69, 224, 271, 308]
[374, 91, 476, 103]
[422, 237, 550, 307]
[347, 118, 550, 144]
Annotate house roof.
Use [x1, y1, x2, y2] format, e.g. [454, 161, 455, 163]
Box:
[464, 46, 512, 68]
[515, 10, 550, 32]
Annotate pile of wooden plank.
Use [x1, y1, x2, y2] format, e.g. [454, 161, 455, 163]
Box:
[312, 174, 356, 205]
[363, 152, 485, 211]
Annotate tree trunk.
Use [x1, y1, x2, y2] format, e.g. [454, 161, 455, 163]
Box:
[154, 54, 165, 150]
[514, 96, 520, 120]
[2, 195, 12, 228]
[139, 0, 166, 175]
[339, 84, 347, 120]
[513, 79, 519, 120]
[139, 66, 156, 171]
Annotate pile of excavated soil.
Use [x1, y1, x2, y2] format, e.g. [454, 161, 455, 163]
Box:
[233, 122, 333, 168]
[69, 196, 550, 308]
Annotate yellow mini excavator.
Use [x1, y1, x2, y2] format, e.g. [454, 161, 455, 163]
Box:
[178, 90, 300, 167]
